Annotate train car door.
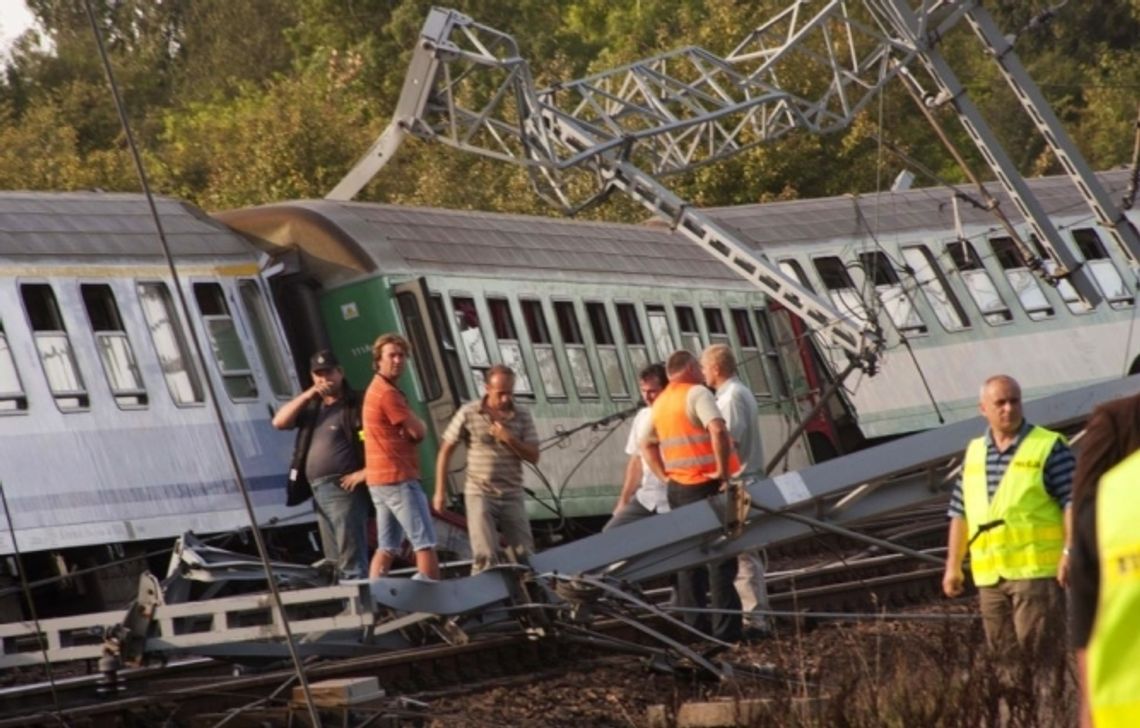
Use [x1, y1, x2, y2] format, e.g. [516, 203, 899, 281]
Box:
[391, 278, 465, 438]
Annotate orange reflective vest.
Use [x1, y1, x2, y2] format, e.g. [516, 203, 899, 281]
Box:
[651, 382, 739, 485]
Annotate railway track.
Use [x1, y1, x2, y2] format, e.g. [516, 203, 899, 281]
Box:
[0, 545, 950, 726]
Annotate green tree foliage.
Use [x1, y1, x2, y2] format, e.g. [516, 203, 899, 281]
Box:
[0, 0, 1137, 219]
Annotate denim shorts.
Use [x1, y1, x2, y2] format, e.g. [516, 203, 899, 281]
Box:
[368, 480, 437, 552]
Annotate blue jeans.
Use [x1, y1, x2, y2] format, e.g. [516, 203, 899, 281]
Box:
[311, 475, 370, 579]
[368, 480, 437, 552]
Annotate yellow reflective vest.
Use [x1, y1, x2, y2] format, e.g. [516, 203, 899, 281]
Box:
[1088, 449, 1140, 728]
[962, 426, 1065, 587]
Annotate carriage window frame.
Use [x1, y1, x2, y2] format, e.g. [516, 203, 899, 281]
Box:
[137, 281, 205, 406]
[428, 294, 470, 401]
[0, 319, 28, 413]
[81, 283, 148, 409]
[520, 298, 566, 399]
[1072, 228, 1134, 309]
[486, 297, 534, 396]
[616, 302, 651, 376]
[192, 281, 258, 401]
[729, 307, 772, 397]
[645, 304, 675, 361]
[900, 245, 971, 331]
[674, 305, 703, 353]
[553, 300, 598, 399]
[946, 240, 1014, 325]
[779, 259, 816, 292]
[857, 251, 928, 334]
[1028, 235, 1091, 314]
[585, 301, 629, 399]
[812, 256, 869, 325]
[397, 291, 444, 401]
[988, 238, 1055, 321]
[237, 279, 293, 399]
[451, 295, 492, 395]
[21, 283, 89, 411]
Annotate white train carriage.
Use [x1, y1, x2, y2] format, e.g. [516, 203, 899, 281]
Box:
[0, 192, 304, 614]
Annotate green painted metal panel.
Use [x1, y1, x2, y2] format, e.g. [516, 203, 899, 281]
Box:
[317, 276, 442, 491]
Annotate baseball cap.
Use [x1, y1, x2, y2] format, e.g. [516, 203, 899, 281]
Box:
[309, 350, 340, 372]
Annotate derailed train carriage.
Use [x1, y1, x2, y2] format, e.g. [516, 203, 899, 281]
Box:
[0, 192, 303, 617]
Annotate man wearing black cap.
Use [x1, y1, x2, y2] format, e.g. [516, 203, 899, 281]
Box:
[273, 349, 369, 579]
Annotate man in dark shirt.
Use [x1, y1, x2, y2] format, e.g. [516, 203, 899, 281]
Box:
[273, 350, 368, 579]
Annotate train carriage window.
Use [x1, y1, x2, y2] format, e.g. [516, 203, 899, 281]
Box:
[192, 282, 258, 400]
[988, 238, 1054, 320]
[137, 282, 204, 405]
[429, 295, 469, 400]
[1029, 235, 1090, 314]
[237, 280, 292, 398]
[0, 321, 27, 412]
[645, 305, 675, 360]
[812, 257, 868, 323]
[553, 301, 598, 398]
[857, 252, 928, 334]
[1072, 228, 1134, 308]
[486, 298, 533, 395]
[616, 303, 650, 374]
[704, 308, 730, 347]
[520, 299, 566, 399]
[730, 308, 771, 396]
[81, 284, 147, 408]
[900, 246, 971, 331]
[674, 305, 702, 353]
[779, 259, 816, 292]
[397, 292, 443, 401]
[21, 284, 88, 410]
[947, 240, 1013, 324]
[451, 296, 491, 394]
[586, 302, 628, 399]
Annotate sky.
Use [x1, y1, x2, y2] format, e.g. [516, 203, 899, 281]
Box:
[0, 0, 34, 60]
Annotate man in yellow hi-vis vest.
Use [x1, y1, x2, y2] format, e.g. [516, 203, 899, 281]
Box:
[1069, 392, 1140, 728]
[942, 374, 1075, 670]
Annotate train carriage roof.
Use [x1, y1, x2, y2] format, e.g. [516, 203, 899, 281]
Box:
[706, 169, 1136, 248]
[221, 169, 1137, 289]
[0, 191, 257, 259]
[218, 200, 743, 287]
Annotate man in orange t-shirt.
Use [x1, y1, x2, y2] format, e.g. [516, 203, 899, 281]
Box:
[364, 333, 440, 580]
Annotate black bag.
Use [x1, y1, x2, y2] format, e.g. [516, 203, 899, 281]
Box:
[285, 468, 313, 506]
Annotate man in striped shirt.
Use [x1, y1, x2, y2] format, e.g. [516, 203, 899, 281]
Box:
[434, 364, 540, 574]
[943, 374, 1074, 670]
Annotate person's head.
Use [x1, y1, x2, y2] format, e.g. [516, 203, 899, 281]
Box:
[484, 364, 517, 412]
[700, 344, 736, 388]
[638, 363, 667, 406]
[372, 333, 410, 380]
[979, 374, 1023, 438]
[665, 350, 701, 384]
[310, 349, 345, 394]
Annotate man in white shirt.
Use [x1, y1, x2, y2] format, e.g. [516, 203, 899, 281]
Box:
[701, 343, 772, 637]
[605, 363, 668, 531]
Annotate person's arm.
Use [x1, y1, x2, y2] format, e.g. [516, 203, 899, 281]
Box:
[640, 442, 668, 483]
[943, 516, 968, 597]
[1058, 505, 1073, 588]
[707, 417, 732, 481]
[491, 421, 539, 463]
[272, 386, 319, 429]
[381, 389, 427, 443]
[614, 455, 643, 513]
[1077, 648, 1091, 728]
[433, 439, 459, 511]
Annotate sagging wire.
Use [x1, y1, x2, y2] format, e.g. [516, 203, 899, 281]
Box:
[82, 3, 321, 723]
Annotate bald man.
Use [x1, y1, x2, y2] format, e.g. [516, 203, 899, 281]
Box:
[943, 374, 1074, 674]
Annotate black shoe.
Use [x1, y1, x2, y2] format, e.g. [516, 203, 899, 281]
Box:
[740, 625, 773, 643]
